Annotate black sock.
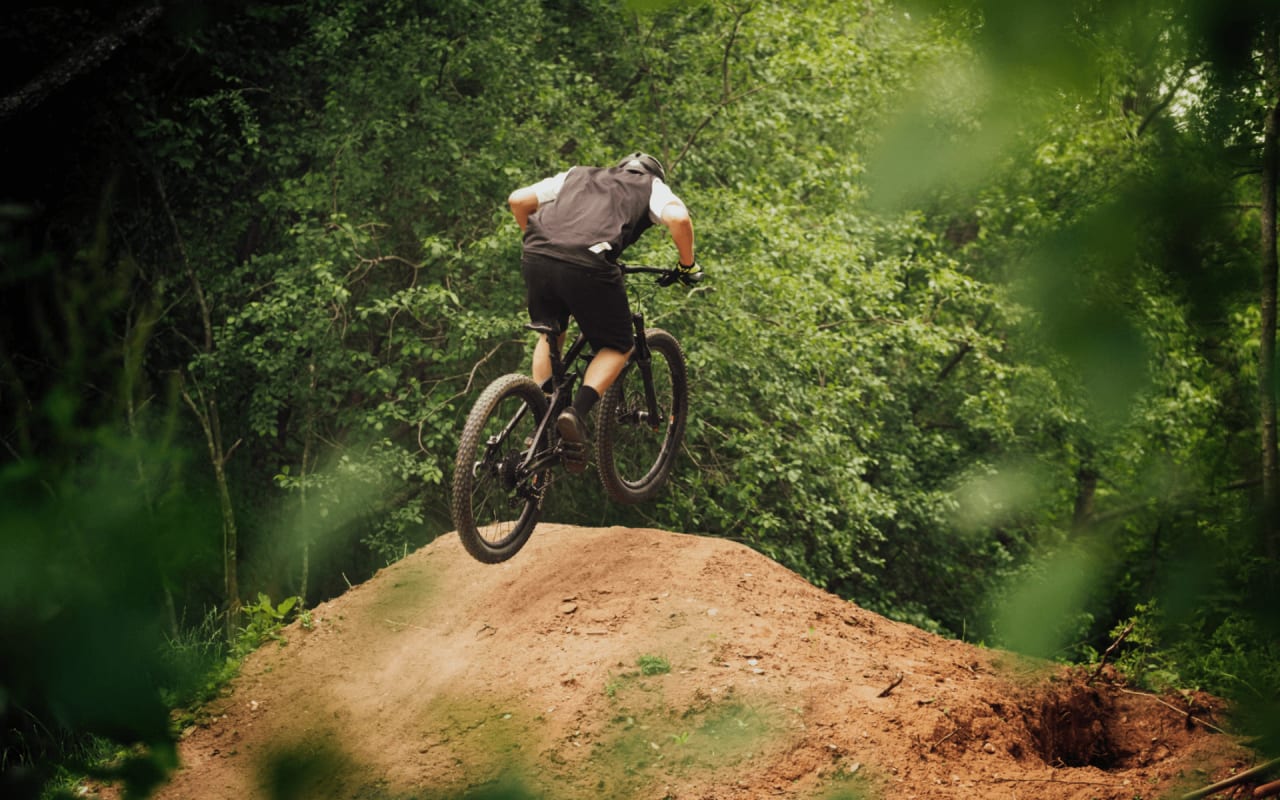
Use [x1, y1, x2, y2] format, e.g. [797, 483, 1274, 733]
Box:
[572, 385, 600, 417]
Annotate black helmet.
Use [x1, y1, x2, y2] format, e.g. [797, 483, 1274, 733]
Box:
[617, 152, 666, 182]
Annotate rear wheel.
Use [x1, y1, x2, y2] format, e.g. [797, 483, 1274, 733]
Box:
[597, 328, 688, 504]
[452, 374, 549, 563]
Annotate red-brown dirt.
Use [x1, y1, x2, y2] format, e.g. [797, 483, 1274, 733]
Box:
[139, 526, 1261, 799]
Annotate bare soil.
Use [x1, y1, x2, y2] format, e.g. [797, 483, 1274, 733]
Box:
[141, 526, 1259, 799]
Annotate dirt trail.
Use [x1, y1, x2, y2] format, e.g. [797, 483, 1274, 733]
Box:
[144, 526, 1255, 799]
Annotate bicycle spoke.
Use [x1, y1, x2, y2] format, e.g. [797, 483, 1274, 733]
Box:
[452, 375, 550, 563]
[597, 329, 688, 504]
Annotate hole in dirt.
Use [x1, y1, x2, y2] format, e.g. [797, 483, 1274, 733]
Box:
[1023, 679, 1136, 769]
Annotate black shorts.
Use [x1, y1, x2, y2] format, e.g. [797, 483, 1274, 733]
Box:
[521, 252, 635, 353]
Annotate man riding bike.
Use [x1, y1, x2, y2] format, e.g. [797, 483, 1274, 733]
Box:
[507, 151, 699, 472]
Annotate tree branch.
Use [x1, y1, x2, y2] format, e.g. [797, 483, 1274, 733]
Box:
[720, 3, 755, 101]
[935, 341, 973, 384]
[672, 2, 762, 171]
[1135, 63, 1193, 139]
[1087, 620, 1134, 683]
[674, 86, 767, 172]
[0, 4, 164, 121]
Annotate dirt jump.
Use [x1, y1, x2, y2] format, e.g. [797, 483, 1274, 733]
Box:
[142, 525, 1258, 799]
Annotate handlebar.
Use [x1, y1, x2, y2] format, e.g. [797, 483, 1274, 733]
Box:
[619, 263, 705, 286]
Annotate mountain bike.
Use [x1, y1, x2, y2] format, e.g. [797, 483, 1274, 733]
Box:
[451, 264, 699, 564]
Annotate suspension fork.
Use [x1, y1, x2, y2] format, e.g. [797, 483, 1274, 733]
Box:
[630, 312, 661, 429]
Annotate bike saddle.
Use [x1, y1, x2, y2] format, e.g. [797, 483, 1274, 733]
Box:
[525, 321, 560, 336]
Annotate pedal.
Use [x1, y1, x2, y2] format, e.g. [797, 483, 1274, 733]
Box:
[560, 440, 588, 473]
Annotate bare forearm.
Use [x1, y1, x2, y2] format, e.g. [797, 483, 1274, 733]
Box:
[661, 202, 696, 266]
[508, 187, 539, 232]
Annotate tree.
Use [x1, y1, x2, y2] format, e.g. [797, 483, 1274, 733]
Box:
[1260, 20, 1280, 558]
[892, 0, 1280, 748]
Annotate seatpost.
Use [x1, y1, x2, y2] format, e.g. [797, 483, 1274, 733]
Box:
[546, 333, 565, 382]
[526, 321, 567, 396]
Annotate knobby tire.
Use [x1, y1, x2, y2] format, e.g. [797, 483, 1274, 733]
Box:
[597, 328, 688, 504]
[452, 374, 549, 563]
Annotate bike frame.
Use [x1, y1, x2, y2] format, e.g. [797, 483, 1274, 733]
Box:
[510, 264, 669, 479]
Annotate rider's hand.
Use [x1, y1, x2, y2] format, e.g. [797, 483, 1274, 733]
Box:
[660, 260, 703, 287]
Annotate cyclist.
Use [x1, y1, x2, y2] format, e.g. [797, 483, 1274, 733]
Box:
[508, 151, 698, 471]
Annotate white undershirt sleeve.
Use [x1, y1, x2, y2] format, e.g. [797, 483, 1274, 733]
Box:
[531, 169, 571, 205]
[648, 178, 682, 224]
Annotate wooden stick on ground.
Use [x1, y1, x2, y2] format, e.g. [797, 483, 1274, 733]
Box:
[1180, 758, 1280, 800]
[1117, 688, 1228, 734]
[877, 672, 904, 698]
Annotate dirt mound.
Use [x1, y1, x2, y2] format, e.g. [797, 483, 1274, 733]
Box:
[142, 526, 1254, 799]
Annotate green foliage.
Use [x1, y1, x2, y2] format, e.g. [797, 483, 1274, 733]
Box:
[636, 654, 672, 676]
[1099, 603, 1183, 692]
[158, 609, 231, 712]
[891, 0, 1280, 752]
[6, 0, 1280, 787]
[0, 452, 197, 798]
[1092, 600, 1280, 731]
[234, 594, 301, 657]
[990, 544, 1104, 661]
[0, 196, 214, 796]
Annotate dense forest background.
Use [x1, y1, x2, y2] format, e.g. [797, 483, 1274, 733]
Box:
[2, 0, 1278, 796]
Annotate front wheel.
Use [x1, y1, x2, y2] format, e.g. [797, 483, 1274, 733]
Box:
[597, 328, 688, 504]
[452, 374, 549, 563]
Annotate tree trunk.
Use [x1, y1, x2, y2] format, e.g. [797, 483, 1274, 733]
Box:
[212, 429, 240, 640]
[299, 358, 317, 606]
[1072, 466, 1098, 531]
[123, 307, 179, 636]
[154, 165, 242, 641]
[1261, 24, 1280, 560]
[181, 379, 241, 643]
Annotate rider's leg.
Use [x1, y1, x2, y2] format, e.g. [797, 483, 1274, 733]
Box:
[532, 332, 567, 390]
[558, 345, 633, 451]
[555, 266, 632, 454]
[569, 345, 633, 419]
[583, 347, 633, 395]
